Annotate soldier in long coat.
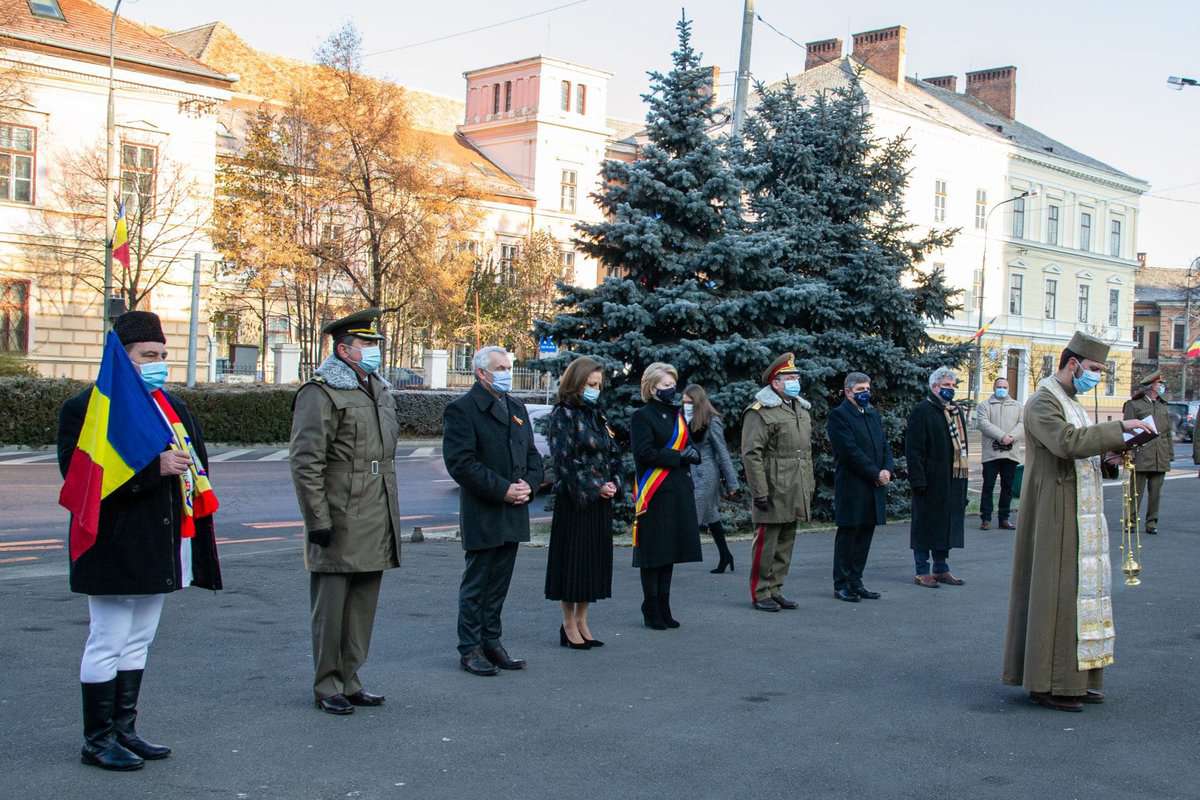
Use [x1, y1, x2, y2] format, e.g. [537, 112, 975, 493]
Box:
[1121, 370, 1174, 534]
[290, 309, 401, 715]
[741, 353, 814, 612]
[1002, 332, 1148, 712]
[443, 346, 544, 675]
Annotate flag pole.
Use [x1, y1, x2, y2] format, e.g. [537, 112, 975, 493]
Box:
[102, 0, 125, 334]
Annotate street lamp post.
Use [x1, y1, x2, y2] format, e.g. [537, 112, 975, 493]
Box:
[972, 188, 1038, 407]
[102, 0, 124, 334]
[1184, 256, 1198, 400]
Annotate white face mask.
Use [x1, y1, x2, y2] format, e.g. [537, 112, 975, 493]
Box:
[683, 404, 694, 422]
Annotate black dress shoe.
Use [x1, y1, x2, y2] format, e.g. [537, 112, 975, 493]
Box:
[853, 586, 881, 600]
[315, 694, 355, 715]
[460, 648, 499, 676]
[1146, 527, 1157, 535]
[753, 598, 781, 612]
[346, 690, 386, 707]
[771, 594, 799, 609]
[833, 588, 861, 602]
[483, 644, 526, 670]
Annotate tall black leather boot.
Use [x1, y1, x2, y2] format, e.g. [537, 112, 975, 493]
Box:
[657, 565, 680, 628]
[81, 680, 144, 770]
[709, 523, 734, 573]
[640, 568, 666, 630]
[114, 670, 171, 760]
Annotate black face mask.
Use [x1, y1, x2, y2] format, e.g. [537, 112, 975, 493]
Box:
[655, 386, 678, 404]
[853, 390, 871, 408]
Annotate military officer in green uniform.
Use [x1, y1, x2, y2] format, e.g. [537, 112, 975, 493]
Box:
[289, 309, 401, 714]
[741, 353, 815, 612]
[1121, 369, 1174, 535]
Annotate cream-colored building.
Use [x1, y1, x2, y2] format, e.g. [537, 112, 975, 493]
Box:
[733, 24, 1148, 419]
[0, 0, 231, 379]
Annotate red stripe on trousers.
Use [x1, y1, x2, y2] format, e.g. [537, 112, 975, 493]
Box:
[749, 525, 766, 602]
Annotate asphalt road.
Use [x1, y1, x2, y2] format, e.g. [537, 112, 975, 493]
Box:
[0, 462, 1198, 798]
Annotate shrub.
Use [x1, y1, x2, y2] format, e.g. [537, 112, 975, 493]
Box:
[0, 377, 88, 446]
[0, 354, 38, 377]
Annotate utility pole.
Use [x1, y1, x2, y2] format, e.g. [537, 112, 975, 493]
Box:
[102, 0, 124, 335]
[730, 0, 755, 138]
[187, 253, 201, 387]
[1183, 256, 1198, 400]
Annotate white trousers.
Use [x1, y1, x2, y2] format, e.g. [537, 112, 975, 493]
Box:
[80, 595, 166, 683]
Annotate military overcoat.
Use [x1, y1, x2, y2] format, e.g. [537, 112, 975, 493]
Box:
[740, 385, 814, 525]
[1121, 394, 1173, 473]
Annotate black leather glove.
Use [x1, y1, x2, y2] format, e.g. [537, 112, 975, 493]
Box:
[679, 446, 702, 465]
[308, 528, 333, 548]
[753, 496, 770, 511]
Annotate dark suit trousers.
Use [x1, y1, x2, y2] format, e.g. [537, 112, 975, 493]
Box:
[458, 542, 519, 655]
[310, 571, 383, 699]
[832, 524, 875, 590]
[980, 459, 1017, 522]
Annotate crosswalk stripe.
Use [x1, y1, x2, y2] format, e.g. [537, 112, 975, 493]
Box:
[408, 446, 435, 457]
[0, 453, 59, 464]
[209, 449, 253, 462]
[257, 449, 290, 461]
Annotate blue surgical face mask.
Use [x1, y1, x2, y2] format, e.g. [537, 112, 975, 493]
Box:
[139, 361, 168, 391]
[682, 403, 694, 422]
[994, 388, 1008, 399]
[1073, 366, 1102, 394]
[853, 390, 871, 408]
[938, 386, 956, 402]
[490, 369, 512, 393]
[353, 345, 381, 374]
[582, 386, 600, 404]
[783, 379, 801, 398]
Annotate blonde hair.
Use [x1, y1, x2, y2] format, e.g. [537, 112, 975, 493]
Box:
[640, 362, 679, 402]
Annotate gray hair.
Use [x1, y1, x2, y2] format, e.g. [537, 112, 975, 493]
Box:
[928, 366, 958, 389]
[472, 346, 508, 371]
[844, 371, 870, 390]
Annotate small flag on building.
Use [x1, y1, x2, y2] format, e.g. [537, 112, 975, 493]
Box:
[971, 316, 997, 341]
[112, 201, 130, 271]
[1188, 337, 1200, 359]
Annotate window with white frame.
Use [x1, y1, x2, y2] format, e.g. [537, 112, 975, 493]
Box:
[1012, 195, 1025, 238]
[503, 81, 512, 112]
[974, 189, 986, 229]
[1108, 288, 1120, 327]
[491, 84, 500, 115]
[27, 0, 65, 21]
[1110, 219, 1122, 258]
[0, 124, 36, 204]
[559, 250, 576, 282]
[576, 84, 586, 115]
[1046, 204, 1060, 245]
[560, 169, 577, 213]
[560, 81, 571, 111]
[1044, 279, 1057, 319]
[1174, 321, 1186, 350]
[498, 241, 519, 285]
[0, 279, 29, 353]
[1079, 211, 1092, 252]
[266, 315, 291, 346]
[1133, 324, 1144, 349]
[1009, 273, 1023, 316]
[1077, 283, 1090, 323]
[120, 143, 156, 216]
[934, 179, 946, 222]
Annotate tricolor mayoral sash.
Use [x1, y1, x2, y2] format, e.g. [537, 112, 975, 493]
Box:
[1038, 376, 1115, 671]
[632, 411, 688, 546]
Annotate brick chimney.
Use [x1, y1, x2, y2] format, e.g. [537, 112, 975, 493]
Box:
[699, 65, 720, 103]
[966, 66, 1017, 119]
[804, 38, 843, 71]
[850, 25, 907, 86]
[925, 74, 957, 92]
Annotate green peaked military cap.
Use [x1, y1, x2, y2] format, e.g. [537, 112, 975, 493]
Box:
[1137, 369, 1163, 387]
[322, 308, 385, 341]
[1066, 331, 1109, 364]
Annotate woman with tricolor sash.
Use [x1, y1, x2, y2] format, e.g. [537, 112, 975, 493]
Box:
[630, 363, 703, 630]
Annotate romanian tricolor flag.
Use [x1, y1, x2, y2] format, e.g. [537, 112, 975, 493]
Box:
[59, 332, 173, 561]
[112, 201, 130, 271]
[1188, 338, 1200, 360]
[632, 412, 689, 547]
[151, 390, 219, 539]
[971, 316, 997, 341]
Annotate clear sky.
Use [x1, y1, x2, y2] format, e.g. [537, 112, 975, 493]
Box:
[129, 0, 1200, 267]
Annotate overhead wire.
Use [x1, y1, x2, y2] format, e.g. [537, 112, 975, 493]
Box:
[363, 0, 589, 57]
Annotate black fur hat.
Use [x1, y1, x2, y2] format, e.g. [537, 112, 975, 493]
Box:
[113, 310, 166, 346]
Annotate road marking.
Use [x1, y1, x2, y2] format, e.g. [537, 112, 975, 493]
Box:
[216, 536, 288, 545]
[398, 515, 433, 521]
[0, 539, 61, 547]
[210, 449, 254, 462]
[407, 446, 434, 457]
[244, 521, 303, 529]
[0, 453, 59, 464]
[257, 449, 290, 461]
[0, 544, 61, 552]
[433, 479, 456, 483]
[0, 556, 39, 564]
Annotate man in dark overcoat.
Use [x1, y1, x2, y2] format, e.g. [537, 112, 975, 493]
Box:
[57, 310, 222, 771]
[290, 309, 400, 715]
[443, 346, 543, 676]
[827, 371, 893, 602]
[905, 366, 968, 587]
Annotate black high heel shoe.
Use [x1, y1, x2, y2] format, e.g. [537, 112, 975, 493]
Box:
[581, 635, 604, 648]
[710, 556, 734, 574]
[559, 626, 590, 650]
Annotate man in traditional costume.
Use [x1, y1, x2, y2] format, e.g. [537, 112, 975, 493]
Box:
[1002, 332, 1148, 712]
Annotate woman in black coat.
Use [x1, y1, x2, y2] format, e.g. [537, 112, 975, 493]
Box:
[904, 367, 969, 587]
[545, 357, 622, 649]
[630, 362, 702, 630]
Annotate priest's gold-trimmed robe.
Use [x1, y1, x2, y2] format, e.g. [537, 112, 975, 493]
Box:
[1002, 377, 1126, 696]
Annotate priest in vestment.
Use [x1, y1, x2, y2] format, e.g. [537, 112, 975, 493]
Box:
[1002, 332, 1148, 712]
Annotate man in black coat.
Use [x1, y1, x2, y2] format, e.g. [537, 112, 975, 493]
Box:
[442, 346, 543, 676]
[905, 366, 968, 588]
[57, 311, 221, 771]
[827, 372, 894, 602]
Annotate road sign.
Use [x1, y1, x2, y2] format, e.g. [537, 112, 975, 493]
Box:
[539, 337, 557, 356]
